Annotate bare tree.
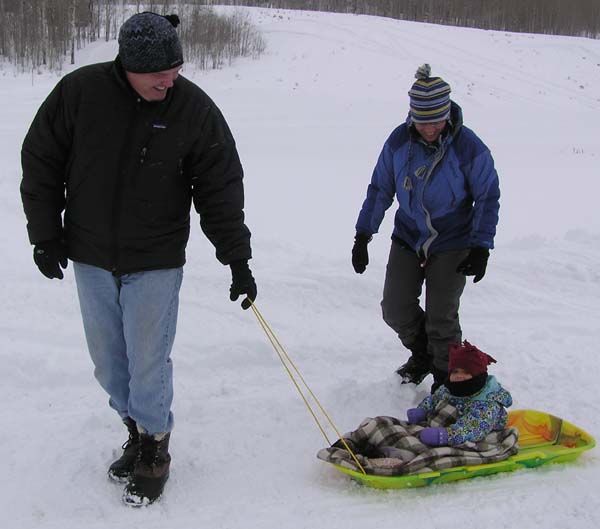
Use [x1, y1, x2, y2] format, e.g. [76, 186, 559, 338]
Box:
[0, 0, 266, 72]
[178, 4, 265, 70]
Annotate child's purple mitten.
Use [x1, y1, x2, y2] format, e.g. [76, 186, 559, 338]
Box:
[419, 427, 449, 446]
[406, 408, 427, 424]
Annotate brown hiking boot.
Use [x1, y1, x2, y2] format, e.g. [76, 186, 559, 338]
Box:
[123, 432, 171, 507]
[108, 417, 140, 483]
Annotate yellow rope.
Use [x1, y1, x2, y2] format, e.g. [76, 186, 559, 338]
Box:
[249, 300, 366, 475]
[251, 303, 332, 443]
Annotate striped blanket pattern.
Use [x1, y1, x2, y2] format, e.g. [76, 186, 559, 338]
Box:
[317, 401, 519, 476]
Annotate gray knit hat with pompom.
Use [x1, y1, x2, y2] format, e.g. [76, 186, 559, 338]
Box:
[118, 12, 183, 73]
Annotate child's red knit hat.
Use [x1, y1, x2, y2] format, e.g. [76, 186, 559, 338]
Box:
[448, 341, 496, 376]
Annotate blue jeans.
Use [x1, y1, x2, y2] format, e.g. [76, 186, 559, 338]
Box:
[73, 262, 183, 435]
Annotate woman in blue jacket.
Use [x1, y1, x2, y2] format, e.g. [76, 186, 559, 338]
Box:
[352, 65, 500, 392]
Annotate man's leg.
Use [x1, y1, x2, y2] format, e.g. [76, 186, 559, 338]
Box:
[119, 267, 183, 505]
[120, 267, 183, 435]
[424, 249, 469, 390]
[73, 262, 130, 418]
[381, 241, 430, 381]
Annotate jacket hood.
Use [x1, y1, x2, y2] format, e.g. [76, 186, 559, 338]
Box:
[471, 375, 513, 407]
[448, 100, 463, 133]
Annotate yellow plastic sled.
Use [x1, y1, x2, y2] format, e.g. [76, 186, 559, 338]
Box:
[325, 409, 595, 489]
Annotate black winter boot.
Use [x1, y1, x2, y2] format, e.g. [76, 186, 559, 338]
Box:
[123, 432, 171, 507]
[108, 417, 140, 483]
[396, 323, 432, 385]
[396, 354, 432, 385]
[395, 324, 431, 385]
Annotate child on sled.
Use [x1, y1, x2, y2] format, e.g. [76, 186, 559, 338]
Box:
[407, 341, 513, 447]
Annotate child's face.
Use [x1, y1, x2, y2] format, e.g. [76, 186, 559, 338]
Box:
[449, 368, 473, 382]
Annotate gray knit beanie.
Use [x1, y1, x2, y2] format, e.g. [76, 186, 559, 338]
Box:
[118, 12, 184, 73]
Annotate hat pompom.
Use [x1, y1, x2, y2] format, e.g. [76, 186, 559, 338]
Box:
[415, 63, 432, 80]
[164, 14, 180, 28]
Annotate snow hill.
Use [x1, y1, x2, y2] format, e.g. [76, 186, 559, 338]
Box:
[1, 6, 599, 529]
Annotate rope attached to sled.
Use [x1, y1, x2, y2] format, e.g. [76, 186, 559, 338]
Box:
[249, 301, 366, 475]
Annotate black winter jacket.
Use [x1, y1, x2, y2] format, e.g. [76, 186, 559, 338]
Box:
[21, 59, 251, 274]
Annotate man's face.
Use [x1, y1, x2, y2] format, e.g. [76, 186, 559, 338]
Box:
[125, 66, 183, 102]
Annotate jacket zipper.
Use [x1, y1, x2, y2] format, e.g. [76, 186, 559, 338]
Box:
[110, 98, 143, 274]
[419, 144, 446, 259]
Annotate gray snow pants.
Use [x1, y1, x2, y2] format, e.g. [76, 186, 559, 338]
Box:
[381, 241, 469, 372]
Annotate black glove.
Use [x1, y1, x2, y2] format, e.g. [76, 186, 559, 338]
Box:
[33, 240, 68, 280]
[352, 232, 371, 274]
[456, 247, 489, 283]
[229, 260, 257, 310]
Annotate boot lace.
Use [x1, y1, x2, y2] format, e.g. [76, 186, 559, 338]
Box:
[122, 430, 138, 450]
[122, 421, 139, 450]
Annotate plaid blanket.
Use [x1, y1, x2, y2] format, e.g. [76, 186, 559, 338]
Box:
[317, 401, 519, 476]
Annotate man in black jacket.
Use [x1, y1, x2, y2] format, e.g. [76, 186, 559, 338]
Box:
[20, 12, 257, 506]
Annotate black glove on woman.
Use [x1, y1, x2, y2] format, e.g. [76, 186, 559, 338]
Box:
[352, 232, 371, 274]
[456, 247, 489, 283]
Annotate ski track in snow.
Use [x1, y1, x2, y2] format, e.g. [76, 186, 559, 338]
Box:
[1, 7, 600, 529]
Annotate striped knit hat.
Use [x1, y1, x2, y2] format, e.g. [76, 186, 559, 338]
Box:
[408, 64, 451, 124]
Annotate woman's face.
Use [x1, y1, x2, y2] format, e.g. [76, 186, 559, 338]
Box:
[414, 120, 447, 143]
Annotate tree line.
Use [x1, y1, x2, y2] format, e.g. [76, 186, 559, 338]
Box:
[0, 1, 265, 72]
[220, 0, 600, 38]
[1, 0, 597, 72]
[181, 5, 265, 70]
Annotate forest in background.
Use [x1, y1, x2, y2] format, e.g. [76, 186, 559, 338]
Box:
[0, 0, 598, 72]
[222, 0, 600, 37]
[0, 0, 265, 72]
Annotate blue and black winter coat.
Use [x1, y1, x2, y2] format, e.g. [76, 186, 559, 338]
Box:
[417, 375, 513, 445]
[355, 102, 500, 257]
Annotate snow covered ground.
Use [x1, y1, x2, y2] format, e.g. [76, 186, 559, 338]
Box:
[1, 7, 600, 529]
